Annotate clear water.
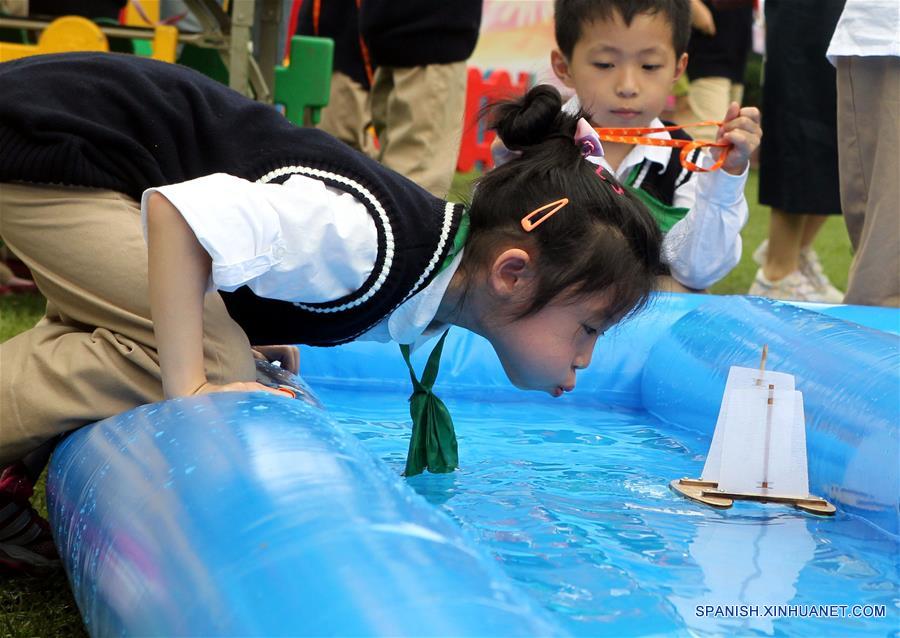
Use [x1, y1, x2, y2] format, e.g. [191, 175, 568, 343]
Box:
[316, 385, 899, 637]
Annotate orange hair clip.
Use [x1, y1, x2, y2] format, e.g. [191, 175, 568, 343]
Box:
[594, 121, 731, 173]
[521, 198, 570, 232]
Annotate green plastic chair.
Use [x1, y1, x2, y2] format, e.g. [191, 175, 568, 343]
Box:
[274, 35, 333, 126]
[178, 44, 230, 85]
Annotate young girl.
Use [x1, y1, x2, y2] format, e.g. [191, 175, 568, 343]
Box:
[0, 53, 661, 570]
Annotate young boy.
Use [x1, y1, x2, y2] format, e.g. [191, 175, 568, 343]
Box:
[550, 0, 761, 291]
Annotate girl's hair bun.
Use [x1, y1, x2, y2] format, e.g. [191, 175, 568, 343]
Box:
[491, 84, 568, 150]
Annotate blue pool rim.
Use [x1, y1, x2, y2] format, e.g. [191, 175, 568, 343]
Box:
[47, 294, 899, 636]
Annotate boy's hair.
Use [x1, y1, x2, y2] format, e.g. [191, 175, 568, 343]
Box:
[554, 0, 691, 59]
[463, 85, 663, 325]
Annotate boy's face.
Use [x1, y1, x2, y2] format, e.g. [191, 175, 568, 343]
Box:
[551, 11, 687, 128]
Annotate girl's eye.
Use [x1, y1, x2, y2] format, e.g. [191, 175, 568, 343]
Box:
[643, 64, 663, 71]
[593, 62, 613, 70]
[583, 324, 598, 336]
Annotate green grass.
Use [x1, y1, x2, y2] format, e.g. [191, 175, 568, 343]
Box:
[0, 169, 851, 637]
[0, 294, 46, 343]
[0, 424, 87, 637]
[0, 572, 86, 638]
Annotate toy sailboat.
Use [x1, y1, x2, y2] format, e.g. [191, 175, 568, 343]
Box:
[670, 346, 835, 515]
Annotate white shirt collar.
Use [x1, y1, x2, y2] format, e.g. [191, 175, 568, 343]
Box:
[358, 250, 463, 351]
[592, 117, 672, 180]
[562, 96, 673, 178]
[609, 117, 672, 174]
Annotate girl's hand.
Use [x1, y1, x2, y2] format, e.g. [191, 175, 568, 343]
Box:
[715, 102, 762, 176]
[251, 344, 300, 375]
[192, 381, 296, 398]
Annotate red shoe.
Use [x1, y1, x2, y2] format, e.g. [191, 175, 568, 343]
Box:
[0, 462, 60, 573]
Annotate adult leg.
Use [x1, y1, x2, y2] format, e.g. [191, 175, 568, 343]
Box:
[729, 83, 745, 107]
[368, 65, 394, 163]
[754, 211, 842, 302]
[682, 76, 732, 141]
[370, 62, 467, 198]
[799, 214, 828, 251]
[837, 56, 900, 307]
[317, 70, 373, 155]
[0, 183, 255, 466]
[749, 209, 824, 301]
[763, 209, 805, 281]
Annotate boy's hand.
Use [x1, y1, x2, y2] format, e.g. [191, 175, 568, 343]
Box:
[715, 102, 761, 175]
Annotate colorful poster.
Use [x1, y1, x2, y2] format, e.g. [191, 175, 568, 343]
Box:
[469, 0, 560, 86]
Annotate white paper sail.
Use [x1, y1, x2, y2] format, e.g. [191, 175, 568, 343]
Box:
[700, 366, 811, 498]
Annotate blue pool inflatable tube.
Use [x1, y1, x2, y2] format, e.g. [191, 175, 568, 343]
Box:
[47, 294, 899, 636]
[47, 393, 560, 637]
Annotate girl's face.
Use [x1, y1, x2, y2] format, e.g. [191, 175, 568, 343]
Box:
[485, 291, 611, 397]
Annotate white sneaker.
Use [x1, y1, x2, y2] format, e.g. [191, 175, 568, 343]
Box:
[750, 240, 844, 303]
[798, 248, 844, 303]
[748, 268, 822, 302]
[752, 239, 769, 266]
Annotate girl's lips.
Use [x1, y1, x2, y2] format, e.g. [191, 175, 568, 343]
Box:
[611, 109, 641, 118]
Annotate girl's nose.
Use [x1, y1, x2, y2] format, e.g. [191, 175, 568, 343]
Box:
[573, 348, 593, 371]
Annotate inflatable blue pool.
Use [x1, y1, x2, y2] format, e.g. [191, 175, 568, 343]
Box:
[47, 294, 899, 636]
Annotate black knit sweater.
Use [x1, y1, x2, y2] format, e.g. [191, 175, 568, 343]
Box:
[0, 52, 395, 200]
[358, 0, 482, 67]
[0, 53, 465, 346]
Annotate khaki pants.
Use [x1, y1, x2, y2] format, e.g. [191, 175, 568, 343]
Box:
[836, 56, 900, 307]
[0, 183, 255, 465]
[677, 77, 745, 142]
[317, 71, 374, 155]
[369, 62, 467, 199]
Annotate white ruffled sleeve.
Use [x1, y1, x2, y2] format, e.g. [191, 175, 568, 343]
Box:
[141, 172, 377, 302]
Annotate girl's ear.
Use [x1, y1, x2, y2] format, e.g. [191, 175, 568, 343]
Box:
[551, 49, 575, 88]
[489, 248, 534, 298]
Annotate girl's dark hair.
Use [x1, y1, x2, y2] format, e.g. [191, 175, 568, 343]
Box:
[554, 0, 691, 59]
[463, 84, 663, 325]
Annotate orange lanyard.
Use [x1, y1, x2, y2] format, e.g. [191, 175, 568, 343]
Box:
[313, 0, 375, 87]
[594, 122, 730, 173]
[355, 0, 375, 88]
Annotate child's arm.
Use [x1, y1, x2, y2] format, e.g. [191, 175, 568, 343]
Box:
[146, 192, 286, 398]
[663, 162, 749, 290]
[660, 102, 761, 288]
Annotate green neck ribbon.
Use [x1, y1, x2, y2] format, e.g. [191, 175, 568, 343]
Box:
[624, 165, 690, 234]
[400, 330, 458, 476]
